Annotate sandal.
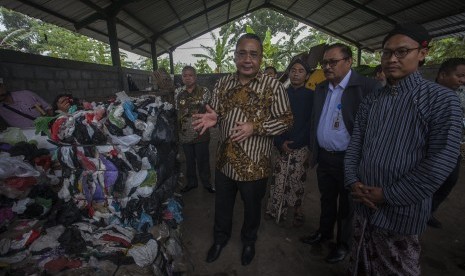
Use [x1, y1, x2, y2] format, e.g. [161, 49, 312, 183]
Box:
[293, 213, 304, 228]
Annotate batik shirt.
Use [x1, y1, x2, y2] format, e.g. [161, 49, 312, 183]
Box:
[211, 72, 293, 181]
[344, 71, 462, 235]
[174, 85, 211, 144]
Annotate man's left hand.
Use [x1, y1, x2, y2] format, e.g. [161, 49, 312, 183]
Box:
[231, 121, 254, 142]
[363, 186, 385, 204]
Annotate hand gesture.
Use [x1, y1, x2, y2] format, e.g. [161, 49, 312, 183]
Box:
[230, 121, 254, 142]
[192, 104, 217, 135]
[350, 182, 384, 210]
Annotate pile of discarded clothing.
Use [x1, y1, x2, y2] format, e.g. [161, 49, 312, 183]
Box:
[0, 94, 186, 275]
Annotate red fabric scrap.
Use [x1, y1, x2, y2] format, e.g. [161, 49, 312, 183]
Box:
[76, 150, 96, 171]
[50, 117, 67, 142]
[5, 176, 37, 191]
[85, 113, 95, 123]
[34, 155, 52, 171]
[101, 234, 131, 247]
[25, 229, 41, 247]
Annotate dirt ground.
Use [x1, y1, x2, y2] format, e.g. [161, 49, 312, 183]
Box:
[178, 128, 465, 276]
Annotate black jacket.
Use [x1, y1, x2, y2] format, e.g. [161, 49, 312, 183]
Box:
[310, 70, 380, 167]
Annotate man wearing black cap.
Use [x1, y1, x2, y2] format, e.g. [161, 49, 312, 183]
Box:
[265, 60, 313, 227]
[345, 23, 461, 275]
[300, 43, 379, 263]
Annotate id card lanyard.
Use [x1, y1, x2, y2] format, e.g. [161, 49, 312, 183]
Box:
[332, 103, 342, 130]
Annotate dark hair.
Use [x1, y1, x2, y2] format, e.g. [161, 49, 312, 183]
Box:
[236, 33, 263, 52]
[437, 58, 465, 77]
[264, 66, 277, 74]
[182, 65, 196, 75]
[325, 43, 353, 59]
[373, 65, 383, 76]
[52, 93, 76, 112]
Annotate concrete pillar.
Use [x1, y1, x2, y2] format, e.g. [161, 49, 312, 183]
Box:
[151, 39, 158, 71]
[107, 15, 123, 90]
[107, 16, 121, 68]
[169, 49, 175, 75]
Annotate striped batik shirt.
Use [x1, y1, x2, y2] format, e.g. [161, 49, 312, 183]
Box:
[344, 71, 462, 235]
[211, 72, 293, 181]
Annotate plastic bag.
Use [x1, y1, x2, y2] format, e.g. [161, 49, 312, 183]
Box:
[0, 127, 27, 145]
[0, 156, 40, 178]
[128, 239, 159, 267]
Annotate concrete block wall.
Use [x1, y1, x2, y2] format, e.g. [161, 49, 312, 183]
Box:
[0, 48, 440, 106]
[0, 49, 152, 104]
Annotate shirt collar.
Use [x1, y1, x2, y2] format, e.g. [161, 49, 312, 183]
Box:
[386, 71, 422, 94]
[233, 71, 263, 84]
[329, 69, 352, 91]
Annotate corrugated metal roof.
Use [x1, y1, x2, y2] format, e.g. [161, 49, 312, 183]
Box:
[1, 0, 464, 58]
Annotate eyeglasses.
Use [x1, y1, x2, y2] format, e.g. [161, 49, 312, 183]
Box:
[235, 51, 261, 61]
[381, 47, 420, 59]
[321, 57, 348, 68]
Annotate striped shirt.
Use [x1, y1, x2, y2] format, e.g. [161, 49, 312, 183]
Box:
[211, 72, 293, 181]
[344, 71, 462, 235]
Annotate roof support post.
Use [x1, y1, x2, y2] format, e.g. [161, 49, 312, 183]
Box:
[106, 14, 123, 90]
[169, 49, 175, 75]
[151, 39, 158, 71]
[107, 15, 121, 68]
[357, 47, 362, 67]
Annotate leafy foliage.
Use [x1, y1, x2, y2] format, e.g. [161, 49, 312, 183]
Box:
[192, 26, 234, 73]
[0, 7, 134, 68]
[426, 37, 465, 65]
[220, 9, 299, 46]
[194, 59, 213, 74]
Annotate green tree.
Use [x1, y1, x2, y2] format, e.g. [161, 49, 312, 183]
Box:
[194, 59, 213, 74]
[0, 7, 40, 53]
[0, 7, 136, 68]
[192, 26, 234, 73]
[220, 9, 299, 45]
[426, 37, 465, 65]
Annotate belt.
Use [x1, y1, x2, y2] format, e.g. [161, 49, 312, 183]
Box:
[319, 148, 346, 155]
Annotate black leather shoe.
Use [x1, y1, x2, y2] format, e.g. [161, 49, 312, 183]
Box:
[181, 186, 196, 193]
[325, 247, 348, 263]
[300, 232, 331, 245]
[206, 244, 224, 263]
[205, 187, 216, 193]
[241, 244, 255, 266]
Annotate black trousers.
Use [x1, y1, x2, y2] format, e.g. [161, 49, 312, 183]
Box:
[213, 169, 267, 246]
[182, 141, 211, 188]
[316, 149, 353, 248]
[431, 155, 461, 213]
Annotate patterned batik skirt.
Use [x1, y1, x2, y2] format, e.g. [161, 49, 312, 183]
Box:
[348, 214, 421, 276]
[265, 146, 309, 220]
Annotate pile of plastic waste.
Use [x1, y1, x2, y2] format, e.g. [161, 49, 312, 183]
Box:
[0, 93, 186, 275]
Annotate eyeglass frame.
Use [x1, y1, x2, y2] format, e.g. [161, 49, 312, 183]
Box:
[234, 50, 262, 61]
[381, 47, 420, 59]
[321, 57, 349, 68]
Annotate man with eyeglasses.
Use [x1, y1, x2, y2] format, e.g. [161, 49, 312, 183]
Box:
[344, 23, 461, 275]
[300, 43, 379, 264]
[192, 33, 293, 266]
